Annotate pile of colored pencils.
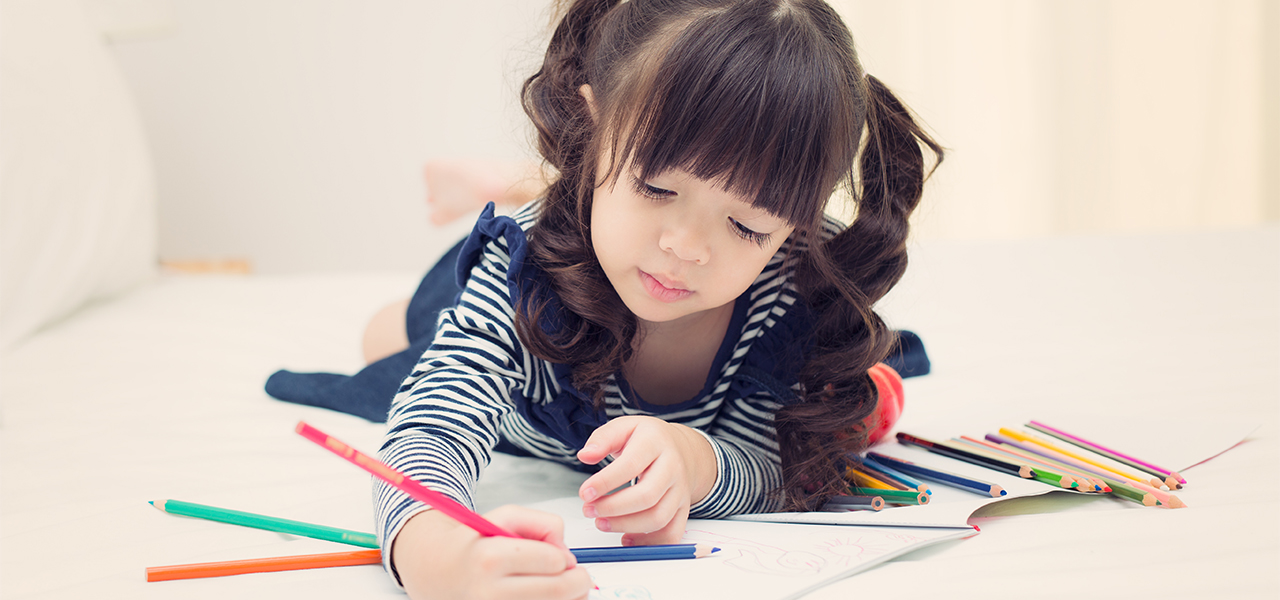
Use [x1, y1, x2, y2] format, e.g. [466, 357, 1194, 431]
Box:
[822, 457, 938, 512]
[890, 422, 1186, 508]
[824, 421, 1186, 511]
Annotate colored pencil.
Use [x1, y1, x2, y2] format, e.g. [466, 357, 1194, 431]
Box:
[1101, 477, 1162, 507]
[998, 428, 1167, 488]
[856, 459, 931, 495]
[895, 432, 1025, 477]
[572, 544, 718, 562]
[1026, 421, 1184, 487]
[964, 435, 1110, 492]
[945, 440, 1083, 490]
[844, 465, 900, 490]
[956, 436, 1104, 492]
[295, 421, 518, 538]
[848, 487, 928, 505]
[150, 499, 379, 549]
[822, 494, 885, 511]
[146, 549, 382, 582]
[867, 453, 1006, 497]
[986, 433, 1182, 508]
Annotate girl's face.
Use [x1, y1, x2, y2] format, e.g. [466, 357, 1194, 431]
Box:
[591, 161, 795, 326]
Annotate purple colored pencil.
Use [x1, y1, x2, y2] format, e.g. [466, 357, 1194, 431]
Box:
[1028, 420, 1185, 484]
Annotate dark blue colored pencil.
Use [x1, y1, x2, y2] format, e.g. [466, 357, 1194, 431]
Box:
[571, 543, 718, 563]
[866, 452, 1007, 498]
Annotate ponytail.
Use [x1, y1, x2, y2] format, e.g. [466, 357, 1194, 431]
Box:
[776, 75, 943, 512]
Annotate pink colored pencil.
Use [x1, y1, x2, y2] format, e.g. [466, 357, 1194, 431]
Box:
[1028, 420, 1185, 484]
[296, 422, 517, 539]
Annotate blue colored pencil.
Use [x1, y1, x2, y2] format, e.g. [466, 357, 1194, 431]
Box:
[572, 544, 718, 563]
[867, 452, 1007, 497]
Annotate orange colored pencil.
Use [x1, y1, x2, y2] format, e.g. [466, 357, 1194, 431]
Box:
[146, 549, 382, 582]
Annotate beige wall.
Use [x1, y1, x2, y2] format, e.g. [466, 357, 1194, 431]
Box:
[832, 0, 1279, 241]
[103, 1, 1278, 273]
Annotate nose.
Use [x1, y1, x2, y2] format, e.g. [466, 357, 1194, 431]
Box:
[658, 218, 711, 265]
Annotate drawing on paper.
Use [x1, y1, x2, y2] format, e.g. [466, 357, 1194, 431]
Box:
[683, 529, 827, 577]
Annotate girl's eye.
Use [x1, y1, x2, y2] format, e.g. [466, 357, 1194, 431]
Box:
[631, 177, 673, 200]
[730, 218, 772, 248]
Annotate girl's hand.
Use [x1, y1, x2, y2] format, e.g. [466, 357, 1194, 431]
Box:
[392, 505, 592, 600]
[576, 416, 717, 546]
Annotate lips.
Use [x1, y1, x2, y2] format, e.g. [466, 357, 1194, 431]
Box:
[639, 270, 693, 303]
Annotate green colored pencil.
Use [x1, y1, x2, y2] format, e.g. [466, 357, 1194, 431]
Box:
[151, 499, 379, 548]
[1023, 465, 1081, 489]
[847, 487, 929, 505]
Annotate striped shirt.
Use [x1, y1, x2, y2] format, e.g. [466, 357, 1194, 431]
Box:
[375, 202, 838, 581]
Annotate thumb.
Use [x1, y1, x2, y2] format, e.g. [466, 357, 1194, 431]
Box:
[486, 505, 577, 567]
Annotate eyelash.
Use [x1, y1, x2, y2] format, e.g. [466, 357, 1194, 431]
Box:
[631, 177, 773, 248]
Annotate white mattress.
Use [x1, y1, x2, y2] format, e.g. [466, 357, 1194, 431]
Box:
[2, 227, 1276, 599]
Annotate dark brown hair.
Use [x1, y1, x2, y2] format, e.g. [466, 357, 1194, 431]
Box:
[519, 0, 943, 511]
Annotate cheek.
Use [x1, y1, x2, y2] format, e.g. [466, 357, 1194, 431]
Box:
[590, 190, 631, 259]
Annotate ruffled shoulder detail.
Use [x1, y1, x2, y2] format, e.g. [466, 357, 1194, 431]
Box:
[455, 202, 532, 301]
[454, 202, 608, 450]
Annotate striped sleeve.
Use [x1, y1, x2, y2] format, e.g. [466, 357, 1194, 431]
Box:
[373, 234, 528, 584]
[688, 390, 787, 518]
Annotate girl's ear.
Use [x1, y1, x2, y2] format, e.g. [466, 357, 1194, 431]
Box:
[579, 84, 597, 121]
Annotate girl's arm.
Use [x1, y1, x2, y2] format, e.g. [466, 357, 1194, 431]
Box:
[375, 227, 578, 596]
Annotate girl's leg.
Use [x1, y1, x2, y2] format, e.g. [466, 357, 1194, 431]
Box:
[363, 299, 411, 364]
[264, 240, 466, 422]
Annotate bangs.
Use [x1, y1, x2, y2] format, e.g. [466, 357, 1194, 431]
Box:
[597, 2, 864, 229]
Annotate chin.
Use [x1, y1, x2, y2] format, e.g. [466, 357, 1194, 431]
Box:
[623, 298, 687, 324]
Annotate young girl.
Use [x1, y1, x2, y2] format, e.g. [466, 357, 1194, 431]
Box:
[275, 0, 941, 597]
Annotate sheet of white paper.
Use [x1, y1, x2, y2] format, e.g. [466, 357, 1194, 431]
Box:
[533, 497, 974, 600]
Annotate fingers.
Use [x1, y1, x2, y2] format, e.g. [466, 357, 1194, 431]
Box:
[473, 536, 575, 577]
[589, 482, 685, 535]
[620, 500, 690, 547]
[578, 418, 665, 504]
[485, 505, 576, 567]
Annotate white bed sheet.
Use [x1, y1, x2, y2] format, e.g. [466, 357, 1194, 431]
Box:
[2, 227, 1276, 599]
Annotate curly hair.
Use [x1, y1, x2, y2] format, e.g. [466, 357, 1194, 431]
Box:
[518, 0, 943, 511]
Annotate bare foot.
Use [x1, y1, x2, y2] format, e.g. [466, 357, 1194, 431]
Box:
[423, 160, 546, 225]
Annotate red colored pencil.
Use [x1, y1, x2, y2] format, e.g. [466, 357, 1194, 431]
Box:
[296, 421, 517, 539]
[146, 549, 382, 582]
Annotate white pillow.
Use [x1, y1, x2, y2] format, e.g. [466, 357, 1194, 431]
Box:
[0, 0, 157, 350]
